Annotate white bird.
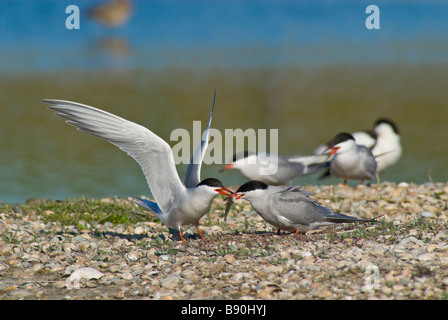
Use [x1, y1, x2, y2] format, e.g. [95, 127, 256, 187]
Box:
[229, 180, 377, 234]
[43, 92, 232, 243]
[315, 118, 401, 174]
[326, 132, 377, 185]
[220, 151, 328, 185]
[369, 118, 402, 174]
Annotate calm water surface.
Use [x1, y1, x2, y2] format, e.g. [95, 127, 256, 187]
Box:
[1, 1, 447, 203]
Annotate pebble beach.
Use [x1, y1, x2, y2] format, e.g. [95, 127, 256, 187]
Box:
[1, 182, 447, 300]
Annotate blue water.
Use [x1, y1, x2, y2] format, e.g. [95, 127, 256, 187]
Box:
[1, 0, 448, 72]
[1, 0, 448, 204]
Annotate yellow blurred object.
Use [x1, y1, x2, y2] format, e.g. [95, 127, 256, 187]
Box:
[88, 0, 133, 27]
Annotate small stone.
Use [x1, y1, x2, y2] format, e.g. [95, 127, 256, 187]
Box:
[121, 272, 133, 280]
[301, 251, 312, 258]
[318, 290, 333, 298]
[417, 253, 433, 262]
[109, 265, 120, 273]
[392, 284, 405, 292]
[233, 272, 251, 282]
[161, 273, 181, 289]
[68, 267, 104, 282]
[85, 280, 98, 288]
[134, 226, 146, 235]
[54, 281, 67, 289]
[125, 252, 138, 262]
[224, 254, 236, 264]
[32, 263, 45, 272]
[419, 211, 434, 218]
[256, 288, 273, 299]
[442, 277, 448, 286]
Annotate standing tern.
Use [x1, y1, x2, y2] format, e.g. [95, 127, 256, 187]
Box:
[220, 151, 328, 185]
[227, 180, 377, 234]
[370, 118, 402, 174]
[315, 118, 401, 174]
[326, 132, 377, 185]
[43, 93, 232, 244]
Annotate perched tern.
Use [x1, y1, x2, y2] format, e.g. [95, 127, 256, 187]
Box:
[228, 180, 377, 234]
[326, 132, 377, 185]
[370, 118, 402, 174]
[315, 118, 401, 174]
[43, 92, 232, 243]
[220, 151, 328, 185]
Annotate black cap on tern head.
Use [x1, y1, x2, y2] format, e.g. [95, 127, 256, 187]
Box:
[328, 132, 355, 147]
[231, 150, 252, 162]
[374, 117, 399, 134]
[196, 178, 225, 188]
[236, 180, 269, 193]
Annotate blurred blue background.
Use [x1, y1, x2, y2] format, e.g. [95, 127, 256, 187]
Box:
[1, 0, 448, 203]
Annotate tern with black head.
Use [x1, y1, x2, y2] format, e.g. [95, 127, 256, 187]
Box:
[229, 180, 377, 234]
[370, 118, 402, 174]
[43, 91, 232, 243]
[326, 132, 377, 185]
[315, 118, 401, 175]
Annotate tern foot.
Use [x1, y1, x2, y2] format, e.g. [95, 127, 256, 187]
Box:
[197, 227, 205, 241]
[179, 229, 185, 244]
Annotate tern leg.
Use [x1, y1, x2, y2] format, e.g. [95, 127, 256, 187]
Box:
[294, 230, 310, 241]
[343, 179, 347, 186]
[178, 229, 185, 244]
[276, 228, 281, 235]
[197, 227, 205, 241]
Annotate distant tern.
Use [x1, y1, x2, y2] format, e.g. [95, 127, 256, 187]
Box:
[220, 151, 328, 185]
[315, 118, 401, 174]
[326, 132, 377, 185]
[43, 92, 232, 243]
[369, 118, 402, 173]
[227, 180, 377, 234]
[88, 0, 133, 27]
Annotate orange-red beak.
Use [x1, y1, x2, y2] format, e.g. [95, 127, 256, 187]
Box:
[227, 192, 244, 200]
[219, 164, 234, 172]
[215, 187, 233, 196]
[326, 146, 340, 158]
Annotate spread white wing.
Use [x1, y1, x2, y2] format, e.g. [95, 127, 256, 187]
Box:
[183, 89, 215, 188]
[43, 99, 184, 213]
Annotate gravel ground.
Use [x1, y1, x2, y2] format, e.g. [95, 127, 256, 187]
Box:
[1, 182, 447, 300]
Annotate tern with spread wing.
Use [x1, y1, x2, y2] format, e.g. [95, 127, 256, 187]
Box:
[220, 151, 328, 185]
[228, 180, 377, 234]
[43, 92, 232, 243]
